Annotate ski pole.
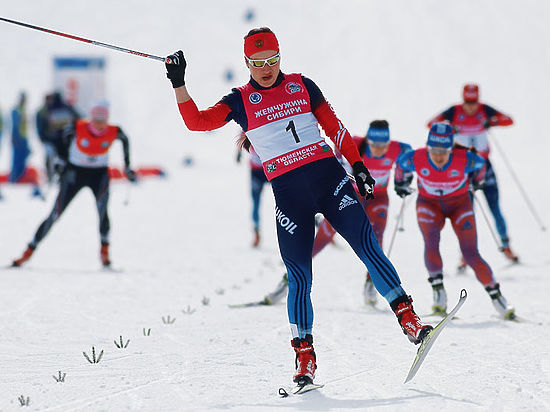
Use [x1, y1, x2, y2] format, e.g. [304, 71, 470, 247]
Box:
[397, 195, 411, 232]
[488, 131, 546, 231]
[0, 16, 171, 63]
[123, 182, 131, 206]
[386, 197, 407, 257]
[472, 190, 502, 249]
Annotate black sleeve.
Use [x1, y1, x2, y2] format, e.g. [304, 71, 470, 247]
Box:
[116, 127, 131, 168]
[220, 88, 248, 131]
[440, 106, 456, 122]
[301, 75, 326, 110]
[482, 104, 499, 118]
[57, 121, 77, 161]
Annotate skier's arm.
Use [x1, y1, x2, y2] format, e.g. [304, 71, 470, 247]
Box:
[398, 142, 413, 155]
[394, 151, 415, 184]
[116, 127, 131, 168]
[165, 50, 231, 132]
[483, 104, 513, 127]
[465, 151, 486, 188]
[177, 99, 232, 131]
[56, 121, 76, 161]
[301, 76, 362, 167]
[427, 106, 455, 128]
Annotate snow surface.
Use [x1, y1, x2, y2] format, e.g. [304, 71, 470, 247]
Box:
[1, 1, 549, 410]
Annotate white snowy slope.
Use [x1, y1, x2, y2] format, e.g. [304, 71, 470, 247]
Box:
[1, 0, 549, 410]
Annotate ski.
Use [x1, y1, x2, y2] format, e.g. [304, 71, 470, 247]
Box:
[229, 273, 288, 308]
[228, 297, 272, 308]
[404, 288, 467, 383]
[279, 382, 324, 397]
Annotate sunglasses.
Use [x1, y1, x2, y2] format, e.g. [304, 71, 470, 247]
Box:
[428, 146, 452, 155]
[246, 53, 280, 68]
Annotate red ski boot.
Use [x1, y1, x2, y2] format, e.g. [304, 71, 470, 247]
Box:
[12, 245, 35, 267]
[100, 243, 111, 267]
[291, 334, 316, 384]
[252, 229, 260, 248]
[501, 246, 519, 263]
[391, 295, 433, 344]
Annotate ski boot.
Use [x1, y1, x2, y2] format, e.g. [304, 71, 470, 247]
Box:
[500, 238, 518, 263]
[100, 243, 111, 267]
[363, 275, 377, 306]
[12, 245, 35, 267]
[252, 229, 260, 248]
[486, 283, 515, 320]
[263, 273, 288, 305]
[428, 274, 448, 315]
[391, 295, 433, 345]
[291, 334, 316, 385]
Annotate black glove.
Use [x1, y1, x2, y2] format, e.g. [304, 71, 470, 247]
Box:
[471, 179, 485, 191]
[53, 157, 66, 176]
[165, 50, 186, 88]
[125, 167, 137, 183]
[482, 119, 491, 130]
[352, 161, 375, 200]
[394, 184, 413, 198]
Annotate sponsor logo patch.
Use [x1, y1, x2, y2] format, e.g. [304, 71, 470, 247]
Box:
[339, 194, 358, 211]
[266, 162, 277, 173]
[275, 206, 298, 234]
[285, 82, 302, 94]
[420, 168, 430, 176]
[333, 176, 350, 196]
[249, 92, 262, 104]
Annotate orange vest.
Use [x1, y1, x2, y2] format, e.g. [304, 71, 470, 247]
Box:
[74, 120, 118, 156]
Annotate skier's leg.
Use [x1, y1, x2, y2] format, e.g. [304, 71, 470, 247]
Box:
[416, 196, 445, 276]
[416, 196, 448, 313]
[482, 160, 508, 242]
[89, 169, 111, 266]
[450, 194, 495, 286]
[250, 169, 265, 232]
[361, 194, 389, 303]
[271, 175, 316, 340]
[320, 173, 432, 343]
[250, 169, 266, 246]
[30, 167, 81, 247]
[13, 167, 82, 266]
[320, 178, 404, 302]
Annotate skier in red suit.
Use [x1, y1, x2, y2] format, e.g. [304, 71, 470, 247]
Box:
[427, 84, 517, 264]
[12, 101, 136, 268]
[395, 122, 515, 320]
[164, 27, 434, 386]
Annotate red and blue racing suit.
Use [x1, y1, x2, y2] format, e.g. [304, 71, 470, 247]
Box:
[395, 147, 497, 287]
[178, 72, 408, 338]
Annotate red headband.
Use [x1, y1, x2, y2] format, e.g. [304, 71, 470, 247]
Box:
[244, 32, 279, 58]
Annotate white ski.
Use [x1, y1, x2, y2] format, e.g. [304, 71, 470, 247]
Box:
[404, 288, 467, 383]
[279, 382, 324, 397]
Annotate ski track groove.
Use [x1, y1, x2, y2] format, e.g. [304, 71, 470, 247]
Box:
[40, 371, 190, 411]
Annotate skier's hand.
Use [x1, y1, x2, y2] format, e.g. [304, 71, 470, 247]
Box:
[471, 179, 485, 192]
[165, 50, 186, 88]
[352, 161, 375, 200]
[53, 157, 66, 176]
[394, 183, 413, 198]
[125, 167, 137, 183]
